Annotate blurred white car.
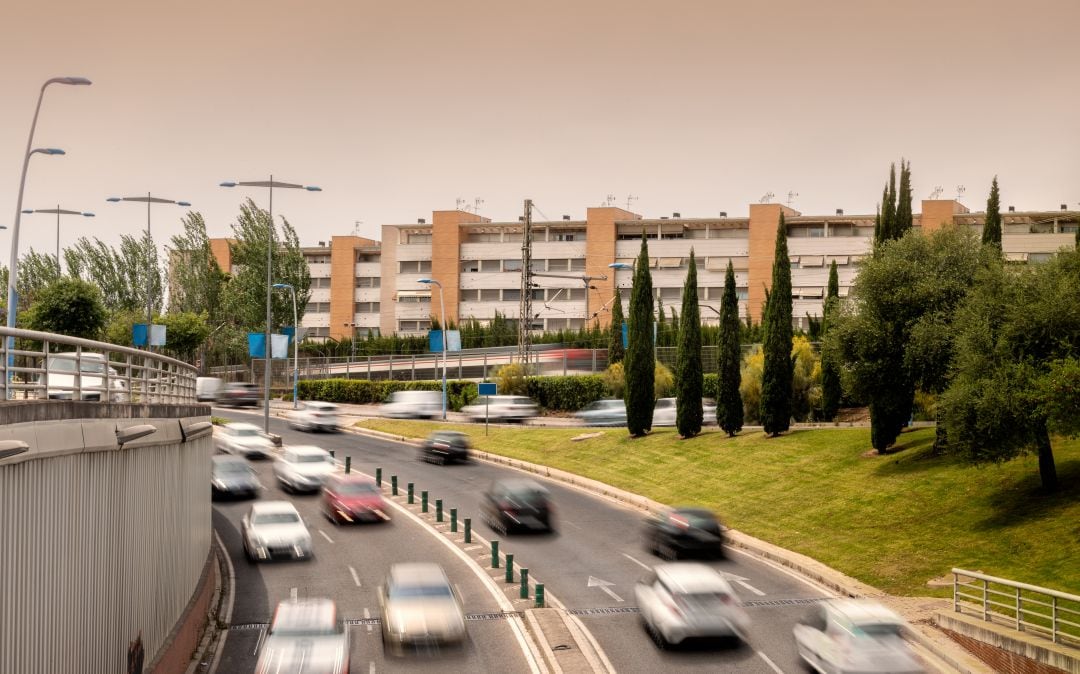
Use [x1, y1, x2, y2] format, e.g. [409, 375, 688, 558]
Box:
[216, 422, 274, 459]
[288, 401, 342, 432]
[242, 501, 313, 562]
[793, 600, 923, 674]
[460, 395, 538, 422]
[256, 598, 349, 674]
[380, 563, 466, 654]
[652, 398, 718, 427]
[43, 352, 128, 402]
[635, 562, 750, 647]
[273, 445, 337, 494]
[380, 390, 442, 419]
[575, 399, 627, 427]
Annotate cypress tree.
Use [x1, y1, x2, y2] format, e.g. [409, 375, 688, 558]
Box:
[982, 176, 1002, 251]
[875, 164, 897, 245]
[625, 236, 655, 437]
[760, 213, 793, 436]
[675, 250, 703, 438]
[820, 261, 841, 421]
[895, 160, 913, 238]
[608, 287, 625, 365]
[656, 295, 666, 346]
[717, 260, 743, 435]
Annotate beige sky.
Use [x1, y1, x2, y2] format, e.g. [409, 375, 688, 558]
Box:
[1, 0, 1077, 255]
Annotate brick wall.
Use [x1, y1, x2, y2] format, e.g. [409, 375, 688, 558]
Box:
[431, 210, 487, 325]
[585, 207, 638, 327]
[941, 628, 1070, 674]
[747, 203, 800, 324]
[920, 199, 970, 233]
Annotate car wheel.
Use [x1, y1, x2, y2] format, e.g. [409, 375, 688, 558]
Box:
[658, 541, 678, 561]
[644, 619, 666, 649]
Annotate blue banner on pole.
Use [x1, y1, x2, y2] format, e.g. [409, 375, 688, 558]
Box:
[133, 323, 149, 347]
[429, 329, 442, 353]
[281, 326, 295, 344]
[248, 333, 266, 358]
[621, 322, 628, 349]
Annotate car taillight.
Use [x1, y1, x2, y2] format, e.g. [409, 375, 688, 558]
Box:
[669, 514, 690, 530]
[665, 596, 685, 617]
[720, 593, 733, 605]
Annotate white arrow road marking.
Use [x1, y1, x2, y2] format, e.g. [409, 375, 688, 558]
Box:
[349, 565, 361, 587]
[718, 571, 766, 596]
[587, 576, 624, 603]
[621, 553, 652, 572]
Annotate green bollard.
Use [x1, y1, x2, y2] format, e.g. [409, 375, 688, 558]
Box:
[421, 491, 428, 513]
[376, 468, 382, 487]
[520, 568, 529, 599]
[345, 456, 351, 474]
[491, 540, 500, 568]
[407, 483, 414, 504]
[436, 499, 443, 523]
[464, 518, 472, 543]
[505, 554, 514, 583]
[391, 475, 398, 496]
[535, 583, 545, 608]
[450, 508, 457, 533]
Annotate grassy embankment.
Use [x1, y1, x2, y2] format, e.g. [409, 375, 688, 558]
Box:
[357, 419, 1080, 598]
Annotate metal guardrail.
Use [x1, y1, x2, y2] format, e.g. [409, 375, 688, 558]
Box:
[952, 568, 1080, 647]
[0, 327, 197, 404]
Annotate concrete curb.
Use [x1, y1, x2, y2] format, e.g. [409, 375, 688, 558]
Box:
[344, 423, 990, 673]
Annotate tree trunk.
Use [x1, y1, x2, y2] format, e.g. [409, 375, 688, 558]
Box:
[1035, 422, 1058, 493]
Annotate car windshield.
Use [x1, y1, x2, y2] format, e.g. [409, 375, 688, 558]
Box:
[389, 583, 453, 599]
[295, 454, 330, 463]
[48, 357, 107, 374]
[252, 512, 300, 525]
[678, 592, 731, 610]
[215, 464, 252, 476]
[670, 511, 720, 533]
[335, 481, 378, 495]
[505, 489, 547, 506]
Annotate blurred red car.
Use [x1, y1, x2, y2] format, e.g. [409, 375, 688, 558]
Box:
[321, 475, 389, 525]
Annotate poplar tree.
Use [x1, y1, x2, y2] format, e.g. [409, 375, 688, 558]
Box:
[625, 237, 655, 437]
[607, 287, 625, 365]
[820, 261, 842, 420]
[760, 213, 793, 436]
[982, 176, 1002, 251]
[717, 261, 743, 435]
[675, 250, 703, 438]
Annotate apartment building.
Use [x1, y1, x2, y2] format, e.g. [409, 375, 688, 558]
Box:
[207, 200, 1078, 341]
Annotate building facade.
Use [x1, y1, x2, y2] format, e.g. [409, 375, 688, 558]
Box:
[208, 200, 1079, 341]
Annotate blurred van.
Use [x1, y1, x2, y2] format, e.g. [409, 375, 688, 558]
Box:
[196, 377, 224, 402]
[380, 390, 442, 419]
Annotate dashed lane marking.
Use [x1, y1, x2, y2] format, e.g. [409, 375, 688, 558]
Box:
[319, 529, 334, 544]
[349, 565, 361, 587]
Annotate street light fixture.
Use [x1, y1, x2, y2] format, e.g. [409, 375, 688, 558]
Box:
[417, 278, 447, 420]
[272, 283, 299, 409]
[20, 206, 95, 266]
[221, 177, 321, 433]
[106, 194, 192, 342]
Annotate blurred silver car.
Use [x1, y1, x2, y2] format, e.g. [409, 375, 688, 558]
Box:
[216, 422, 274, 459]
[652, 398, 718, 427]
[636, 562, 750, 647]
[288, 401, 342, 432]
[460, 395, 538, 422]
[793, 600, 923, 674]
[211, 455, 261, 500]
[380, 390, 442, 419]
[273, 445, 337, 494]
[380, 563, 466, 654]
[574, 399, 627, 426]
[242, 501, 313, 562]
[255, 598, 349, 674]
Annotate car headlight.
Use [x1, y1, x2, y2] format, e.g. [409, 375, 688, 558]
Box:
[212, 479, 226, 489]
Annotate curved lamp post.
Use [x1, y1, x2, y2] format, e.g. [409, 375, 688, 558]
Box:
[20, 206, 95, 267]
[417, 278, 447, 420]
[221, 177, 321, 433]
[272, 283, 299, 409]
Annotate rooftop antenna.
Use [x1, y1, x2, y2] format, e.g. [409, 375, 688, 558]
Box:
[353, 220, 363, 236]
[605, 194, 617, 207]
[455, 197, 467, 210]
[785, 191, 799, 208]
[473, 197, 484, 214]
[929, 186, 943, 200]
[956, 185, 966, 201]
[625, 194, 638, 211]
[759, 191, 775, 204]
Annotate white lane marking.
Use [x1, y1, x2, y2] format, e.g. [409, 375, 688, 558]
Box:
[349, 566, 361, 587]
[368, 661, 375, 674]
[253, 628, 267, 655]
[455, 583, 465, 604]
[363, 607, 372, 633]
[726, 546, 834, 597]
[318, 529, 335, 544]
[621, 552, 652, 572]
[208, 530, 237, 674]
[464, 545, 483, 551]
[587, 576, 624, 603]
[290, 587, 298, 601]
[736, 579, 766, 596]
[563, 519, 582, 530]
[757, 650, 785, 674]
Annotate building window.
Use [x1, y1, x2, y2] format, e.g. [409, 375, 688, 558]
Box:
[350, 327, 380, 338]
[503, 259, 522, 272]
[355, 276, 381, 288]
[502, 288, 521, 302]
[480, 289, 501, 302]
[466, 232, 501, 243]
[547, 259, 570, 272]
[398, 260, 431, 273]
[407, 233, 432, 244]
[461, 260, 480, 273]
[309, 277, 331, 289]
[546, 317, 568, 330]
[1028, 253, 1053, 264]
[305, 302, 330, 313]
[354, 302, 381, 313]
[481, 259, 501, 272]
[529, 259, 546, 272]
[570, 258, 586, 271]
[504, 232, 523, 243]
[397, 295, 430, 304]
[552, 229, 585, 242]
[356, 252, 379, 262]
[656, 287, 681, 301]
[531, 288, 546, 300]
[305, 327, 330, 338]
[304, 254, 330, 264]
[398, 320, 431, 332]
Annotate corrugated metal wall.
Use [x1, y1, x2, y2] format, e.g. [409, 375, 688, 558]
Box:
[0, 428, 211, 673]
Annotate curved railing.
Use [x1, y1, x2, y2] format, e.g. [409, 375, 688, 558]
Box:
[0, 327, 197, 404]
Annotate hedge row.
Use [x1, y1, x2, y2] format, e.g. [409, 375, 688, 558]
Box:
[525, 375, 608, 412]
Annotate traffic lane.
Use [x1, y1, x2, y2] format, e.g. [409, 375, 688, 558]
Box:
[211, 450, 534, 674]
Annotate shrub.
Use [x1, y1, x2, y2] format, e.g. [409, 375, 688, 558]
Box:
[791, 335, 822, 422]
[602, 363, 626, 399]
[297, 378, 478, 411]
[654, 362, 675, 400]
[496, 363, 528, 395]
[527, 375, 608, 411]
[703, 373, 718, 399]
[740, 347, 764, 424]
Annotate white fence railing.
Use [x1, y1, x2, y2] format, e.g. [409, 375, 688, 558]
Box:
[0, 327, 198, 404]
[952, 568, 1080, 647]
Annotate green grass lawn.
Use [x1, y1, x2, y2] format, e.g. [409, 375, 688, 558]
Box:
[358, 419, 1080, 598]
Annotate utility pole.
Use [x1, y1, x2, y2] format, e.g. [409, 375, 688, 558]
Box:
[517, 198, 533, 370]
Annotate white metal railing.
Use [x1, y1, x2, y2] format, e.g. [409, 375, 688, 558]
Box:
[0, 327, 197, 404]
[952, 568, 1080, 647]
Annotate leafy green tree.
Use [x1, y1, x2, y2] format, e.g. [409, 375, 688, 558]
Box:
[675, 250, 703, 438]
[940, 248, 1080, 492]
[625, 237, 655, 437]
[895, 160, 913, 238]
[760, 214, 793, 436]
[717, 261, 743, 435]
[820, 261, 842, 420]
[167, 212, 226, 321]
[981, 176, 1002, 251]
[608, 287, 625, 364]
[65, 233, 163, 316]
[24, 278, 107, 340]
[0, 250, 62, 317]
[160, 312, 210, 362]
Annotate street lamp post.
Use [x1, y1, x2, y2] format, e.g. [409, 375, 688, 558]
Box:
[272, 284, 300, 409]
[19, 206, 95, 268]
[106, 194, 192, 343]
[221, 177, 321, 433]
[344, 322, 358, 379]
[417, 278, 447, 420]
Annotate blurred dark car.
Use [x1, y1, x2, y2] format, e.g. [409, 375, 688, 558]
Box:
[221, 382, 261, 407]
[211, 455, 261, 500]
[643, 507, 726, 560]
[321, 474, 388, 525]
[419, 431, 471, 464]
[481, 478, 555, 534]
